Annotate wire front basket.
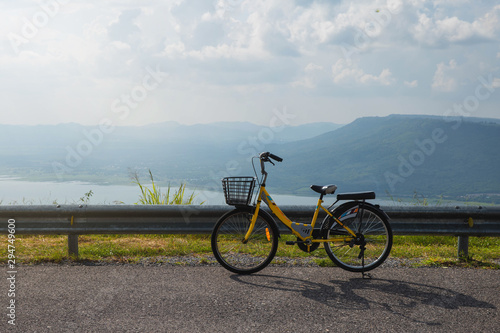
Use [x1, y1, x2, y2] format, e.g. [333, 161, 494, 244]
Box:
[222, 177, 256, 206]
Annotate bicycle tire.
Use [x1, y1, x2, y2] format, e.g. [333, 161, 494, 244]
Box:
[322, 203, 392, 272]
[211, 208, 279, 274]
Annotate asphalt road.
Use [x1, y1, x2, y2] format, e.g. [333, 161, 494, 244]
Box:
[2, 265, 498, 332]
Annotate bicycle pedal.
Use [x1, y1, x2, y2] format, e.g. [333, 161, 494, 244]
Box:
[285, 241, 296, 245]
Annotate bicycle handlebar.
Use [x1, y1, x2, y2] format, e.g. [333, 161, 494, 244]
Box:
[257, 152, 282, 178]
[269, 153, 283, 162]
[259, 152, 283, 163]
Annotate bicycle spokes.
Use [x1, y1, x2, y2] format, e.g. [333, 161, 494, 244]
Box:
[324, 204, 392, 273]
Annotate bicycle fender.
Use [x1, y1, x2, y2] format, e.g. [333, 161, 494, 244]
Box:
[365, 202, 390, 221]
[330, 201, 390, 221]
[320, 201, 390, 237]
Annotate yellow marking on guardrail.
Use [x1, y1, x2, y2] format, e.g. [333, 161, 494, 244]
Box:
[468, 217, 474, 228]
[71, 216, 74, 226]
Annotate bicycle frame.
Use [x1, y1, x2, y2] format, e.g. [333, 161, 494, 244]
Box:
[243, 184, 358, 243]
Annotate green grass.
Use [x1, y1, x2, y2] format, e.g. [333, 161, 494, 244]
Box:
[391, 235, 500, 268]
[1, 234, 498, 268]
[0, 234, 213, 264]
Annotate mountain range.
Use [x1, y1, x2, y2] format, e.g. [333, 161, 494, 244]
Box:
[269, 115, 500, 200]
[0, 115, 499, 202]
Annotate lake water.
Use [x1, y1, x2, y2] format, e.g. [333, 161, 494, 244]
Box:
[0, 178, 334, 206]
[2, 178, 471, 207]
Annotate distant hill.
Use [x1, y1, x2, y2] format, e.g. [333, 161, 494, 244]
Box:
[268, 115, 500, 200]
[0, 115, 499, 202]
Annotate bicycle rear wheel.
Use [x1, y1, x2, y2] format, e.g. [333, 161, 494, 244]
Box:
[211, 208, 278, 274]
[323, 203, 392, 272]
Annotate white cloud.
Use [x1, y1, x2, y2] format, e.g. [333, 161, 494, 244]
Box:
[404, 80, 418, 88]
[162, 41, 186, 58]
[305, 63, 323, 72]
[432, 59, 458, 92]
[110, 41, 131, 51]
[332, 59, 395, 86]
[291, 77, 315, 89]
[411, 6, 500, 47]
[292, 62, 325, 88]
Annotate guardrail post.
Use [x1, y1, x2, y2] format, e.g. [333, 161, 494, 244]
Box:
[68, 235, 79, 258]
[457, 236, 469, 259]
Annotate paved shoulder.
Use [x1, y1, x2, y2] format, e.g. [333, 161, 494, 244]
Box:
[2, 266, 499, 332]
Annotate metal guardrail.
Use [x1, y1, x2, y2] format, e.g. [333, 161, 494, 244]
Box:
[1, 205, 499, 258]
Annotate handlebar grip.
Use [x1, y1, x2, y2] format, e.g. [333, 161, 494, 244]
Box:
[269, 153, 283, 162]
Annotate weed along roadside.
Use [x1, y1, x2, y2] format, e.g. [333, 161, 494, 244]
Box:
[131, 170, 202, 206]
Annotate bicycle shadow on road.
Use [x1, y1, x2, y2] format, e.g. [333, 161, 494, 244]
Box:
[230, 273, 496, 326]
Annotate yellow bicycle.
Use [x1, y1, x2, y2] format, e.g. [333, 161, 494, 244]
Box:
[211, 152, 392, 274]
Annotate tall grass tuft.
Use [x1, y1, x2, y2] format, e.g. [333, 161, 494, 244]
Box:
[132, 169, 203, 205]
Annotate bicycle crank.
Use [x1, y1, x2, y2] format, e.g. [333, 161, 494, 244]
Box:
[297, 239, 320, 253]
[285, 239, 320, 253]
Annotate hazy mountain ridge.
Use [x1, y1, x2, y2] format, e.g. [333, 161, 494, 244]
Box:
[0, 120, 341, 179]
[268, 115, 500, 199]
[0, 115, 499, 201]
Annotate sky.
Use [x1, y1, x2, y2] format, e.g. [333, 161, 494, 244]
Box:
[1, 0, 499, 127]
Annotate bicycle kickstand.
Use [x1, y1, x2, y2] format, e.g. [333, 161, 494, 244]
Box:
[359, 245, 372, 279]
[357, 202, 371, 279]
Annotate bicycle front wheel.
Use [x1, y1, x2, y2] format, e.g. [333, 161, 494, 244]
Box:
[323, 203, 392, 272]
[211, 208, 278, 274]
